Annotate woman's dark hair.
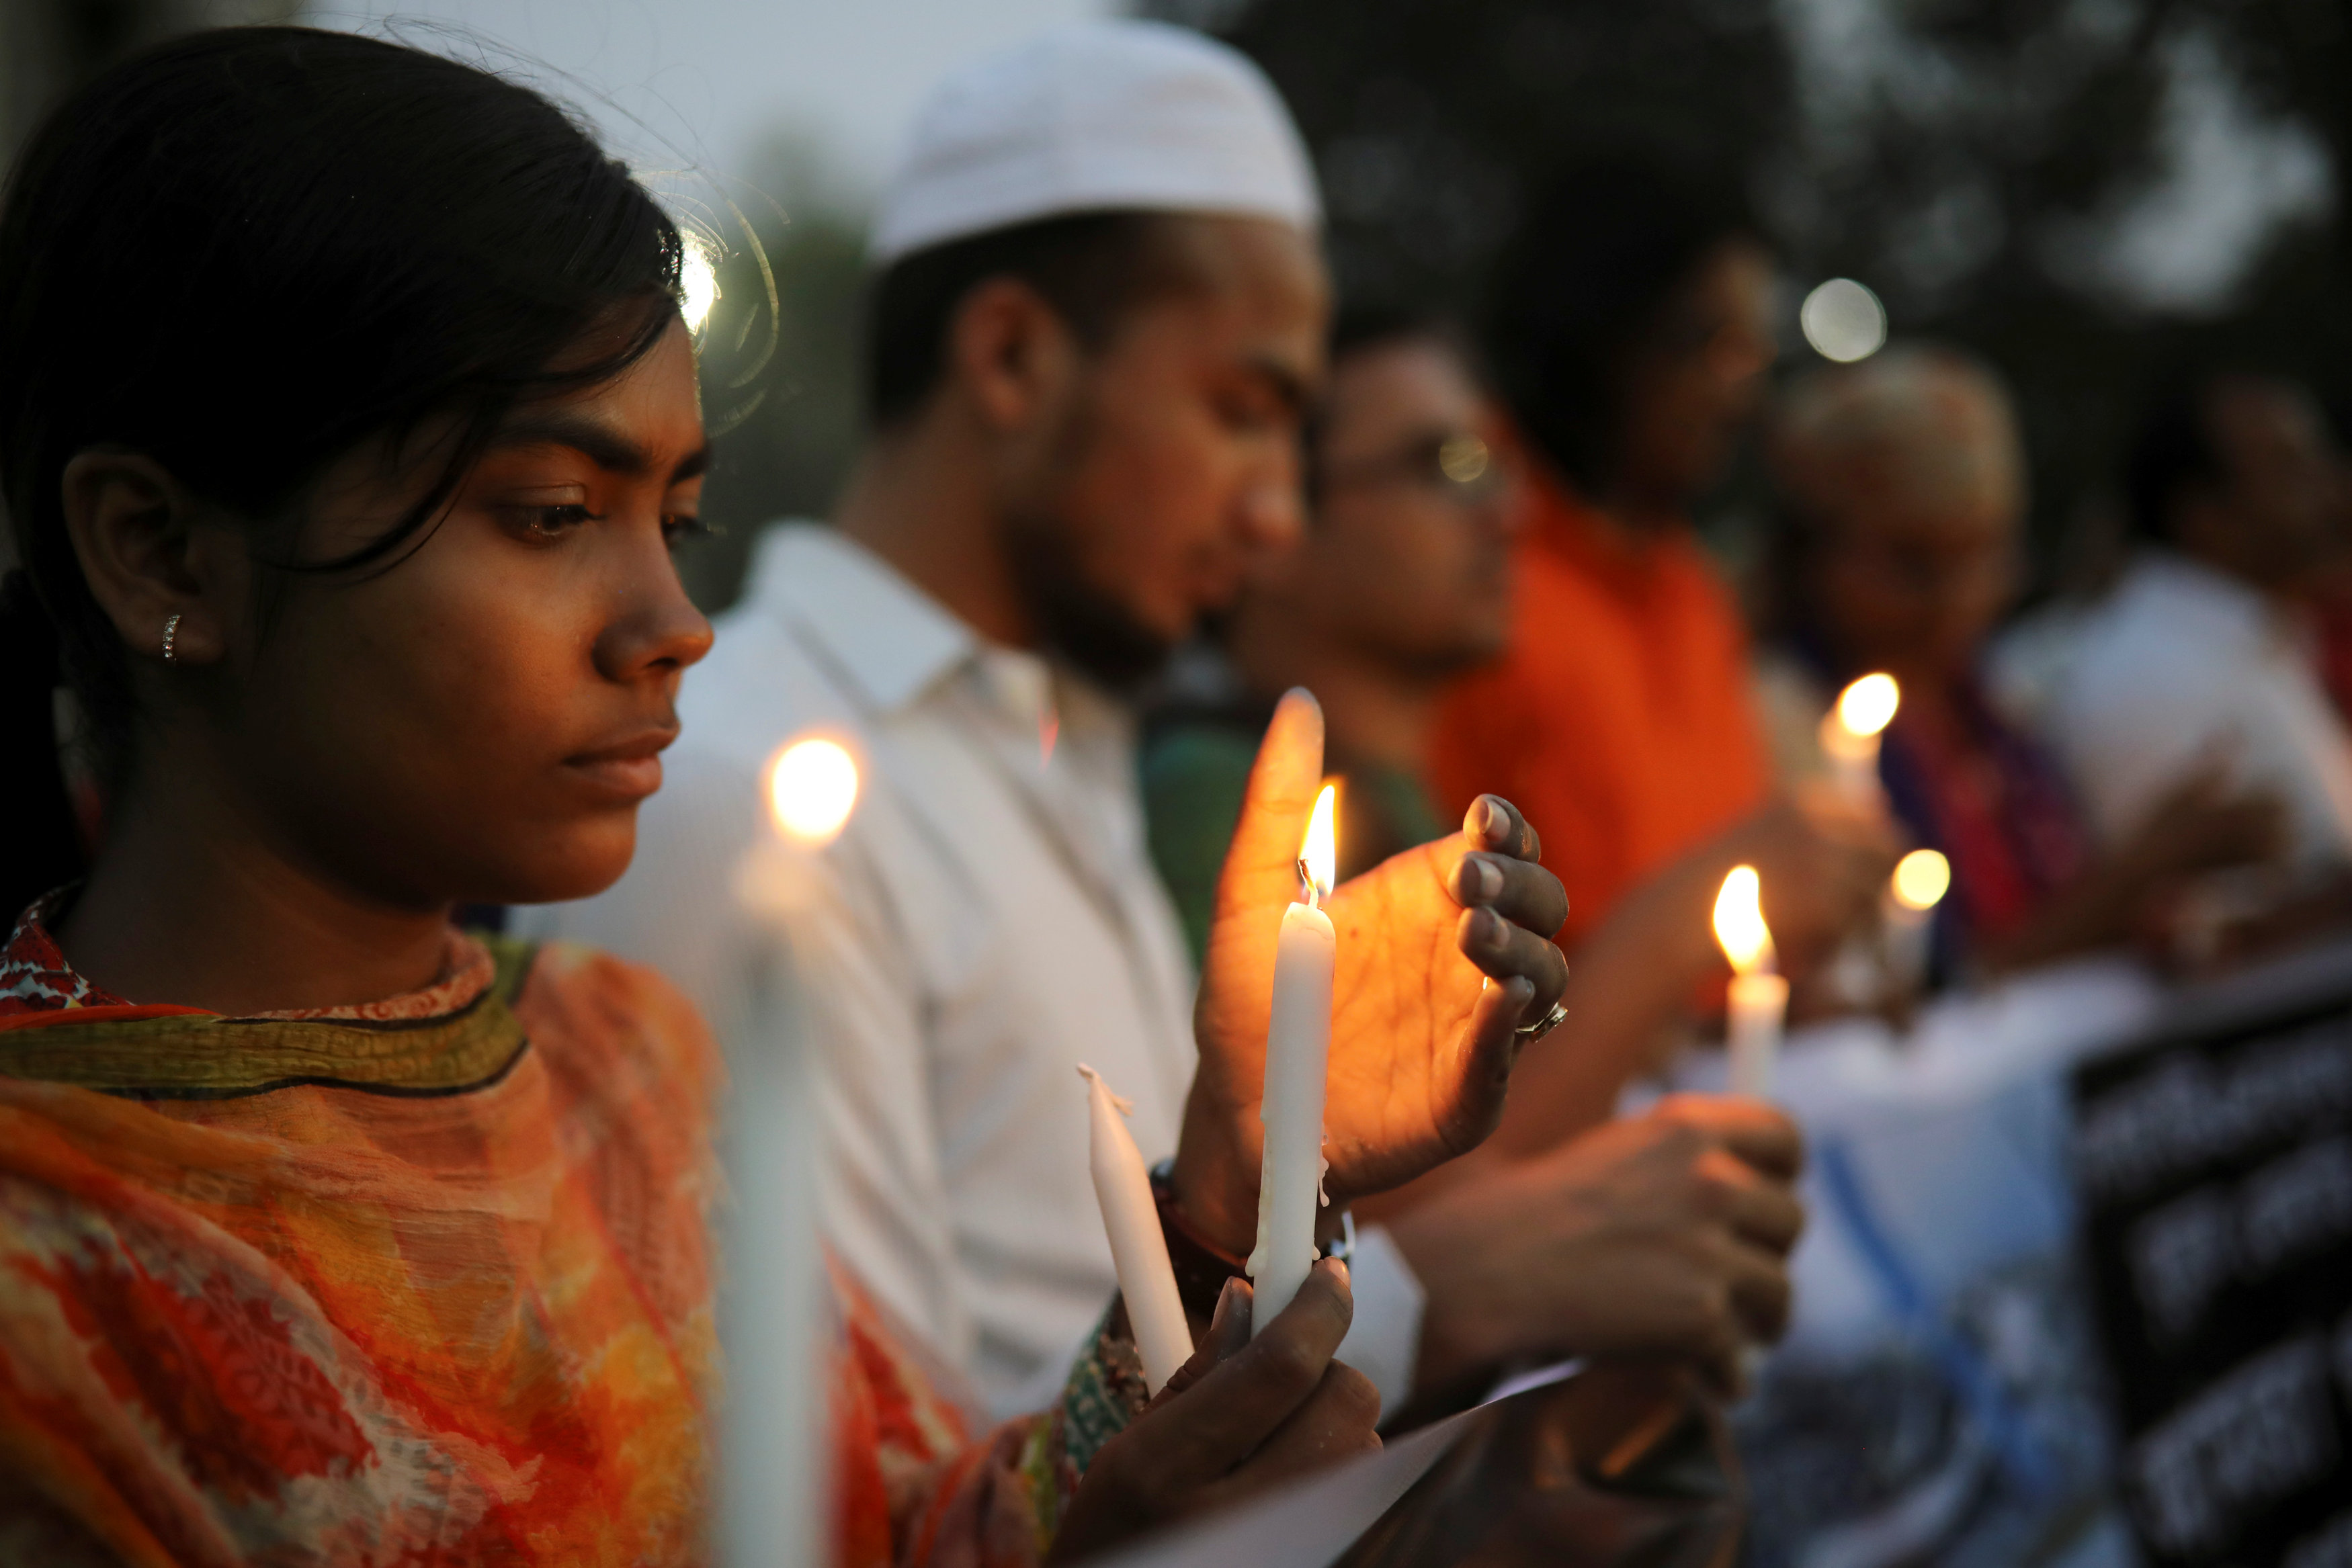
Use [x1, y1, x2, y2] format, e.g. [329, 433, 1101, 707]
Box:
[1481, 150, 1757, 496]
[0, 27, 684, 919]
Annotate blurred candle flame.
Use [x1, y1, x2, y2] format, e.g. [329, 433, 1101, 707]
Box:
[1836, 673, 1901, 740]
[1299, 782, 1337, 905]
[767, 735, 859, 848]
[1891, 848, 1951, 911]
[1713, 864, 1776, 975]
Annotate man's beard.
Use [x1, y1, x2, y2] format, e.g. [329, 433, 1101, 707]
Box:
[1002, 504, 1176, 694]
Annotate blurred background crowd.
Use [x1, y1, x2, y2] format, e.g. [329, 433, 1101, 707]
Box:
[9, 0, 2347, 660]
[18, 0, 2349, 631]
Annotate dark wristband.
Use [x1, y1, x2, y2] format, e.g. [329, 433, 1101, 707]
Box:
[1148, 1159, 1249, 1319]
[1147, 1160, 1355, 1319]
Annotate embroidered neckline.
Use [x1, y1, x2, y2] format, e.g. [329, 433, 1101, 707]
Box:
[0, 892, 535, 1099]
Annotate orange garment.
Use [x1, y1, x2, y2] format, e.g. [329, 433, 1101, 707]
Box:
[0, 903, 1136, 1567]
[1431, 472, 1769, 946]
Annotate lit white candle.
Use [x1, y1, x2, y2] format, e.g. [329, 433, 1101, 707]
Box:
[1249, 782, 1338, 1334]
[1713, 865, 1788, 1100]
[1078, 1064, 1191, 1393]
[1882, 848, 1950, 998]
[1818, 672, 1900, 806]
[722, 732, 862, 1568]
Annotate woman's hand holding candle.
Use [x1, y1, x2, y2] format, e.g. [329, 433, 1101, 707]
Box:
[1175, 690, 1571, 1257]
[1046, 1260, 1378, 1565]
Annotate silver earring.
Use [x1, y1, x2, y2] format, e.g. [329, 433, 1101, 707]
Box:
[162, 613, 182, 663]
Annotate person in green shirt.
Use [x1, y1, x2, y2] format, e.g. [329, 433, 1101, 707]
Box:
[1145, 308, 1515, 960]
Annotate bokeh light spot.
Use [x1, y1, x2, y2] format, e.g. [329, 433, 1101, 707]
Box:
[1800, 277, 1886, 363]
[1892, 848, 1952, 911]
[767, 735, 859, 846]
[1836, 672, 1901, 738]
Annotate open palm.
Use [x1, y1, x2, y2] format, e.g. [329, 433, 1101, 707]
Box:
[1175, 691, 1570, 1252]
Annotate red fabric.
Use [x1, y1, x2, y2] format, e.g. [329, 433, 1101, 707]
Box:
[1876, 682, 2091, 953]
[1908, 740, 2042, 941]
[2312, 577, 2352, 727]
[1430, 470, 1770, 945]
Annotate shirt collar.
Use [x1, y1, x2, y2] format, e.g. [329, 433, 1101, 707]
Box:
[747, 523, 978, 714]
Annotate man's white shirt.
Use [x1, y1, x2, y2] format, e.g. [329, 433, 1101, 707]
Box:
[527, 523, 1423, 1417]
[2046, 551, 2352, 867]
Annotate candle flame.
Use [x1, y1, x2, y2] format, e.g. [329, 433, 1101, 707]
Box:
[1298, 781, 1338, 904]
[1836, 672, 1900, 738]
[1891, 848, 1951, 911]
[766, 734, 859, 847]
[1712, 864, 1776, 975]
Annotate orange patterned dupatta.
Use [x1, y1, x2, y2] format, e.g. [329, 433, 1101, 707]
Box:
[0, 902, 1145, 1567]
[0, 904, 721, 1566]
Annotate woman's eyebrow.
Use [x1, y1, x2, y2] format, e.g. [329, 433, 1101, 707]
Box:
[492, 412, 705, 482]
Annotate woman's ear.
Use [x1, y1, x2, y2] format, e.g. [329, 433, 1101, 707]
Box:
[60, 449, 237, 666]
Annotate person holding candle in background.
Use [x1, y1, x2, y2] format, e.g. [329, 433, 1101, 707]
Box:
[537, 19, 1579, 1434]
[1361, 153, 1898, 1137]
[1424, 152, 1889, 964]
[2040, 369, 2352, 961]
[1756, 344, 2283, 986]
[1145, 309, 1519, 961]
[1143, 308, 1816, 1396]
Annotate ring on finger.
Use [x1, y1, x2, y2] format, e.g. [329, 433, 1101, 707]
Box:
[1515, 998, 1570, 1041]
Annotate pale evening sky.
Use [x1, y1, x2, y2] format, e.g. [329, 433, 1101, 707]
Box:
[306, 0, 1118, 214]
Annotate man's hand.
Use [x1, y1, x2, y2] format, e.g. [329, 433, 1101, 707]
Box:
[1176, 691, 1570, 1253]
[1048, 1260, 1379, 1563]
[1386, 1096, 1806, 1399]
[2116, 765, 2284, 889]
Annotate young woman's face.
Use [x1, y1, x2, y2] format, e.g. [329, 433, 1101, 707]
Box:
[224, 318, 712, 910]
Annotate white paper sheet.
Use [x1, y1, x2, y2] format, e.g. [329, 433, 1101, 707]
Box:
[1084, 1359, 1583, 1568]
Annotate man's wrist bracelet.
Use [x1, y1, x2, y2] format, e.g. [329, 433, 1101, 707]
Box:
[1148, 1160, 1248, 1319]
[1147, 1160, 1355, 1319]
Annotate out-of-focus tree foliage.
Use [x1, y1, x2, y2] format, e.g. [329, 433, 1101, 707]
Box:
[1152, 0, 2349, 596]
[1154, 0, 1799, 315]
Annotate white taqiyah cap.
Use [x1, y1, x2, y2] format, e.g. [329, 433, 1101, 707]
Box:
[870, 19, 1321, 265]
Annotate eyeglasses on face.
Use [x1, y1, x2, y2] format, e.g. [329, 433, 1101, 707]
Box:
[1316, 431, 1504, 503]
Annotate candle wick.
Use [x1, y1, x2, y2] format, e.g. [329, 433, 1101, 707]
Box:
[1075, 1062, 1134, 1117]
[1296, 857, 1322, 910]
